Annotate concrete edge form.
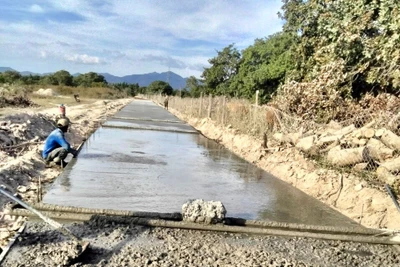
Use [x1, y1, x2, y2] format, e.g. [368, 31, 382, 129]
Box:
[6, 203, 385, 235]
[8, 210, 399, 245]
[6, 206, 400, 245]
[112, 116, 183, 124]
[101, 124, 199, 134]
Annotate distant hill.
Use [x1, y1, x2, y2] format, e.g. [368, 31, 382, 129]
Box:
[20, 71, 40, 76]
[0, 67, 187, 89]
[101, 71, 187, 89]
[0, 67, 16, 72]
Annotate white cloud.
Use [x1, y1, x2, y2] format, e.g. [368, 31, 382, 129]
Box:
[0, 0, 284, 77]
[64, 54, 104, 65]
[29, 4, 45, 13]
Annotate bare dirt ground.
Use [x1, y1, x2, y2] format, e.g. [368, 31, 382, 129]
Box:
[1, 97, 400, 266]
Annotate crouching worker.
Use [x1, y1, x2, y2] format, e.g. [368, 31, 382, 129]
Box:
[42, 118, 77, 167]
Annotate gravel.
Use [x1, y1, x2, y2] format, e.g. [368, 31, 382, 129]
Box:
[2, 217, 400, 267]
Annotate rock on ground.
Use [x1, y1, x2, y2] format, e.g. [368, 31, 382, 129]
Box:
[182, 199, 226, 224]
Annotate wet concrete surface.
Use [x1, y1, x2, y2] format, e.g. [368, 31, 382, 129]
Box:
[111, 99, 181, 122]
[103, 118, 198, 133]
[44, 100, 360, 228]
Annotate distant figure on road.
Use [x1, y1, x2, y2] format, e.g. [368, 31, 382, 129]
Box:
[73, 94, 80, 102]
[42, 118, 77, 167]
[164, 95, 169, 110]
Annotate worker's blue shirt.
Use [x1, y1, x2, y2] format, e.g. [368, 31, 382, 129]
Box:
[42, 128, 71, 159]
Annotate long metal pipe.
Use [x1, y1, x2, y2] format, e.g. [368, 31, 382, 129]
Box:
[20, 203, 384, 236]
[26, 202, 182, 220]
[6, 207, 400, 245]
[92, 215, 400, 246]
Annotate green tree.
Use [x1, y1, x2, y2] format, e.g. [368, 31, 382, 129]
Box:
[147, 80, 173, 95]
[180, 89, 191, 98]
[53, 70, 73, 86]
[185, 76, 204, 97]
[41, 74, 58, 85]
[127, 83, 139, 97]
[138, 86, 147, 94]
[230, 32, 297, 102]
[74, 72, 107, 87]
[2, 70, 22, 83]
[112, 82, 139, 96]
[20, 74, 41, 85]
[0, 73, 4, 83]
[201, 44, 241, 96]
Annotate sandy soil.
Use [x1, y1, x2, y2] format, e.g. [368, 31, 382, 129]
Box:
[166, 109, 400, 230]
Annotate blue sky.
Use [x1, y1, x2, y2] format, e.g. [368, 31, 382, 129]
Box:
[0, 0, 284, 78]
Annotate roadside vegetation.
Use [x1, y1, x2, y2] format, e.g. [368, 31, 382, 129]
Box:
[179, 0, 400, 123]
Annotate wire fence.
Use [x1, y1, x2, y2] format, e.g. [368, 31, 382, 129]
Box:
[146, 93, 400, 192]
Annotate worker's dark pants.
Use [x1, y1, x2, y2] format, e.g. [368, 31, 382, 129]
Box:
[46, 148, 68, 163]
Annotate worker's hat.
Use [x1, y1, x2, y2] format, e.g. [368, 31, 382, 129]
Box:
[57, 118, 70, 127]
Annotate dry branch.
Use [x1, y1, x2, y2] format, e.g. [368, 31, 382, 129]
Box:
[375, 129, 385, 138]
[380, 129, 400, 150]
[327, 146, 366, 166]
[367, 138, 394, 161]
[353, 128, 375, 139]
[376, 167, 398, 186]
[332, 124, 356, 136]
[380, 157, 400, 172]
[317, 135, 343, 147]
[295, 135, 318, 155]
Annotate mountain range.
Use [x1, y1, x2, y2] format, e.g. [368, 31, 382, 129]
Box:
[0, 67, 187, 89]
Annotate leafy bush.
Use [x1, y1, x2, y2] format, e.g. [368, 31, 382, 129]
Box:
[280, 0, 400, 96]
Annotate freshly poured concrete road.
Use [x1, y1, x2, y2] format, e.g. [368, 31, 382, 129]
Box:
[44, 100, 360, 228]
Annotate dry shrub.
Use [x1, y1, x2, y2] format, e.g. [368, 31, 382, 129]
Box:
[273, 60, 359, 123]
[359, 93, 400, 112]
[274, 59, 400, 125]
[0, 84, 29, 98]
[54, 86, 127, 99]
[56, 86, 74, 95]
[0, 96, 38, 108]
[0, 84, 37, 108]
[226, 102, 249, 115]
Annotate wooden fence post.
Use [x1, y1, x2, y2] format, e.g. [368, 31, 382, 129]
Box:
[255, 90, 259, 106]
[207, 94, 212, 118]
[199, 92, 203, 117]
[222, 96, 226, 126]
[253, 90, 259, 126]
